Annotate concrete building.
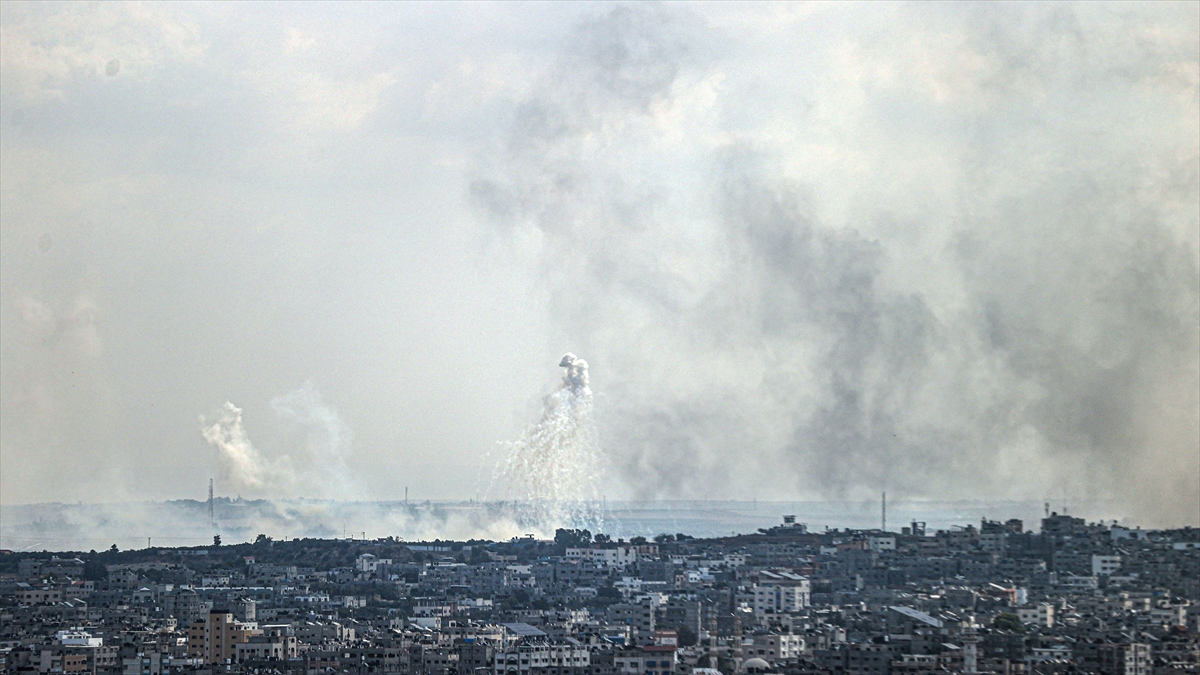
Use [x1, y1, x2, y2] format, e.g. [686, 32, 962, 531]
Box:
[868, 535, 896, 552]
[493, 624, 589, 675]
[565, 546, 640, 569]
[614, 645, 677, 675]
[752, 571, 810, 615]
[979, 531, 1006, 554]
[1091, 555, 1122, 576]
[187, 609, 258, 664]
[608, 600, 656, 638]
[745, 633, 804, 660]
[1017, 603, 1055, 628]
[1096, 643, 1150, 675]
[232, 625, 296, 662]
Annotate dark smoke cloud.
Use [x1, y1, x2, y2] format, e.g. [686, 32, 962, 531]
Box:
[473, 5, 1199, 526]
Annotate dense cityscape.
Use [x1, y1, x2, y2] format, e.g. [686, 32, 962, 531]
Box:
[2, 511, 1198, 675]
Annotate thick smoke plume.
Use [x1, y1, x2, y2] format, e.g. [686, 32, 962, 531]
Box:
[494, 354, 605, 534]
[201, 384, 357, 500]
[0, 499, 529, 552]
[202, 402, 267, 491]
[473, 5, 1200, 526]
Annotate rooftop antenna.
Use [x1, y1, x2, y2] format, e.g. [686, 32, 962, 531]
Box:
[881, 491, 887, 532]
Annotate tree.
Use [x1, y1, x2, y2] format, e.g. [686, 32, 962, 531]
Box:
[992, 613, 1026, 633]
[213, 535, 222, 547]
[594, 533, 612, 546]
[677, 625, 698, 647]
[554, 529, 592, 548]
[630, 536, 647, 545]
[254, 534, 272, 545]
[108, 544, 119, 553]
[654, 533, 675, 543]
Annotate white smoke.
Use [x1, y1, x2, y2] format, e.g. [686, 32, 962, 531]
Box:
[495, 354, 605, 534]
[201, 384, 357, 499]
[468, 5, 1200, 527]
[202, 402, 268, 492]
[270, 384, 355, 498]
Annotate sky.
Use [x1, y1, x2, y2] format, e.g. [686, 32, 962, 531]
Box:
[1, 2, 1197, 528]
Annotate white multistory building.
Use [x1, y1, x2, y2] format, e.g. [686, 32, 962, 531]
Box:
[868, 535, 896, 552]
[1017, 604, 1055, 628]
[1091, 555, 1121, 576]
[752, 571, 810, 615]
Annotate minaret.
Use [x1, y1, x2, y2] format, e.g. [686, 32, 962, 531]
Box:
[962, 626, 978, 674]
[707, 606, 718, 669]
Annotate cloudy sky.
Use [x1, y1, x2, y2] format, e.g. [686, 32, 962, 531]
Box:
[2, 2, 1197, 526]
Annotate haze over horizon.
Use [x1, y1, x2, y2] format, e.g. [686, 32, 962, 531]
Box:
[2, 3, 1197, 528]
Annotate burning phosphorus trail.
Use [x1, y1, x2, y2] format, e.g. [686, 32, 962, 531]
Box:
[496, 353, 604, 534]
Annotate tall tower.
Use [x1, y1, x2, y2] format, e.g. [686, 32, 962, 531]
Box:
[881, 491, 887, 532]
[706, 604, 718, 669]
[962, 627, 979, 674]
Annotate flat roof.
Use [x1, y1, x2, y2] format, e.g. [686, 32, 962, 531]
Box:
[501, 623, 547, 638]
[888, 606, 943, 628]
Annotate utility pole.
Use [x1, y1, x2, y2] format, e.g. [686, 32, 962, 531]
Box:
[881, 491, 887, 532]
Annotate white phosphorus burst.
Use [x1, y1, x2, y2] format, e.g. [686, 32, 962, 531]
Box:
[496, 354, 605, 533]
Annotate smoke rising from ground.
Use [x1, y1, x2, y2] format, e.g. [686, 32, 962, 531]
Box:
[0, 497, 1110, 552]
[472, 5, 1199, 525]
[201, 384, 356, 500]
[203, 403, 266, 492]
[0, 499, 528, 552]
